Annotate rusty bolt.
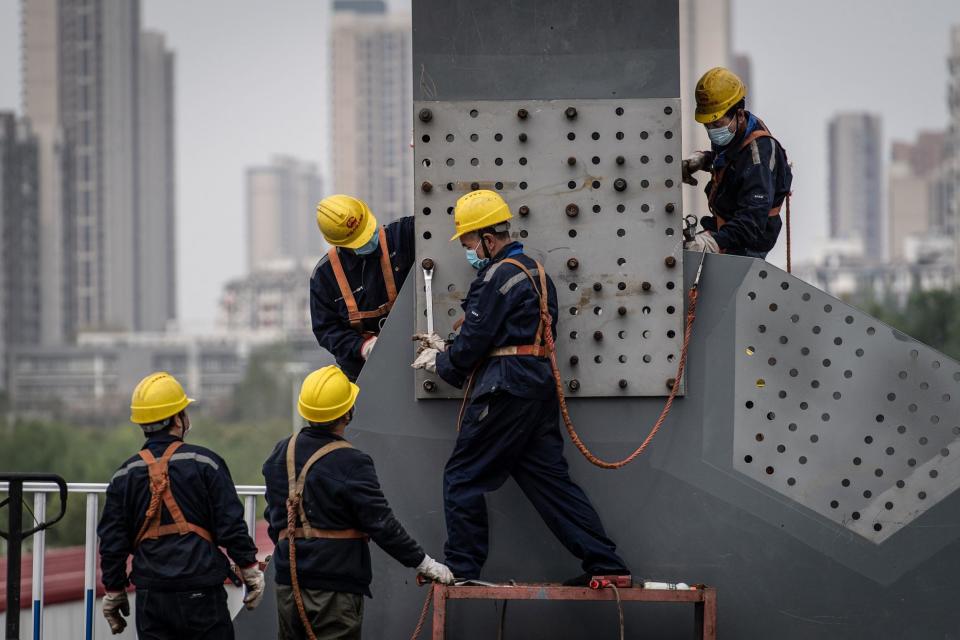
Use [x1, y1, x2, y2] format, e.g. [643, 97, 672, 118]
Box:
[421, 181, 433, 193]
[569, 355, 579, 366]
[665, 256, 677, 268]
[613, 178, 628, 192]
[568, 379, 581, 391]
[641, 281, 651, 291]
[565, 106, 578, 119]
[616, 155, 625, 165]
[566, 258, 579, 270]
[517, 108, 529, 119]
[666, 378, 677, 390]
[519, 132, 528, 143]
[565, 203, 580, 218]
[470, 182, 480, 191]
[618, 306, 627, 316]
[567, 156, 577, 166]
[518, 205, 530, 217]
[421, 258, 435, 270]
[593, 282, 602, 292]
[418, 108, 433, 123]
[593, 330, 604, 341]
[422, 380, 436, 392]
[665, 202, 676, 214]
[619, 379, 628, 389]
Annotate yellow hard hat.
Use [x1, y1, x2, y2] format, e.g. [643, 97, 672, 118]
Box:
[130, 372, 194, 425]
[450, 190, 513, 241]
[298, 365, 360, 423]
[316, 195, 378, 250]
[694, 67, 747, 124]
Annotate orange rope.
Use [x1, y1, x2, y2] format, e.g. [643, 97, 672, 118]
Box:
[286, 496, 318, 640]
[785, 192, 792, 273]
[410, 585, 434, 640]
[134, 476, 166, 543]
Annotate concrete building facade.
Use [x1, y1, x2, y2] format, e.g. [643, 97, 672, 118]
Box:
[828, 112, 884, 261]
[888, 132, 949, 263]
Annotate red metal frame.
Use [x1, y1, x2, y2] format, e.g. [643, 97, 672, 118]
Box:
[428, 583, 717, 639]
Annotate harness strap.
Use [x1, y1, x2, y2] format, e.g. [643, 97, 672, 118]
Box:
[327, 228, 397, 332]
[489, 258, 549, 358]
[134, 441, 214, 546]
[278, 527, 368, 541]
[284, 436, 358, 540]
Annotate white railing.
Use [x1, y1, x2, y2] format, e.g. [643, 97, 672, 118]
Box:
[0, 481, 266, 640]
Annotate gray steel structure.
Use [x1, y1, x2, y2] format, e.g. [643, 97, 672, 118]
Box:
[237, 0, 960, 637]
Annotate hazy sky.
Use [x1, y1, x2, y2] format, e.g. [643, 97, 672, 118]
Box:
[1, 0, 959, 331]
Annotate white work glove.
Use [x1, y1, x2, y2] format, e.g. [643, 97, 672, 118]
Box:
[681, 151, 711, 186]
[416, 554, 455, 585]
[412, 332, 446, 354]
[240, 563, 266, 610]
[102, 590, 129, 635]
[411, 348, 439, 373]
[360, 335, 378, 361]
[684, 231, 720, 254]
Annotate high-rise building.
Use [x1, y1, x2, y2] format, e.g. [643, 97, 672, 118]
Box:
[888, 132, 948, 263]
[0, 114, 42, 390]
[137, 31, 177, 331]
[22, 0, 176, 338]
[828, 113, 884, 261]
[948, 25, 960, 270]
[330, 1, 412, 223]
[246, 156, 326, 272]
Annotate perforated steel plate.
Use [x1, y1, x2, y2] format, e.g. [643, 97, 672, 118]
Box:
[734, 262, 960, 543]
[413, 99, 684, 398]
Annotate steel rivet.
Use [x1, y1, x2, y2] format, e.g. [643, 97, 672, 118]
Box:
[569, 355, 579, 365]
[619, 379, 628, 389]
[518, 205, 530, 217]
[421, 258, 435, 270]
[641, 281, 651, 291]
[664, 256, 677, 268]
[519, 133, 528, 142]
[517, 108, 529, 119]
[618, 306, 627, 316]
[665, 202, 676, 214]
[666, 378, 676, 390]
[418, 108, 432, 123]
[593, 282, 602, 292]
[423, 380, 436, 392]
[615, 155, 625, 165]
[566, 203, 580, 217]
[566, 258, 579, 270]
[613, 178, 627, 192]
[569, 379, 581, 391]
[565, 106, 578, 119]
[593, 331, 603, 341]
[567, 156, 577, 166]
[421, 181, 433, 193]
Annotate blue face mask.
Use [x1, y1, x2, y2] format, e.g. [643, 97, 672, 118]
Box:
[465, 240, 489, 270]
[353, 232, 380, 256]
[707, 122, 736, 147]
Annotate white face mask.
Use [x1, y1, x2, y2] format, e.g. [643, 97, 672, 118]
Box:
[707, 119, 736, 147]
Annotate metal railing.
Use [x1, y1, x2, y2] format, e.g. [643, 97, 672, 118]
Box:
[0, 481, 266, 640]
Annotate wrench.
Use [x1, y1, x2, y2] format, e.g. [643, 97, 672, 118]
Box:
[421, 258, 435, 335]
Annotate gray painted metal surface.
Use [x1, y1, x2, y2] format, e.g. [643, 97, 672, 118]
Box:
[413, 99, 685, 398]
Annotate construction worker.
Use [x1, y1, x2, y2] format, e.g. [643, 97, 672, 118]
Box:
[262, 365, 453, 639]
[97, 372, 264, 638]
[411, 190, 630, 585]
[682, 66, 793, 258]
[310, 195, 415, 381]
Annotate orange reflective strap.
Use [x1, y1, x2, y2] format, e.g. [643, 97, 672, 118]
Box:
[378, 227, 398, 307]
[135, 441, 214, 546]
[328, 227, 396, 332]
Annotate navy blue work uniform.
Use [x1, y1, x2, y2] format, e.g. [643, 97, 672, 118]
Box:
[310, 216, 415, 381]
[262, 428, 426, 596]
[701, 112, 793, 258]
[435, 242, 628, 580]
[98, 433, 258, 640]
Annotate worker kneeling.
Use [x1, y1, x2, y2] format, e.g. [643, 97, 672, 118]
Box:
[262, 365, 453, 640]
[98, 372, 264, 638]
[412, 190, 630, 584]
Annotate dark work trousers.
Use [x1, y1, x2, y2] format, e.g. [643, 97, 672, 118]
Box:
[134, 584, 233, 640]
[443, 391, 628, 579]
[276, 585, 363, 640]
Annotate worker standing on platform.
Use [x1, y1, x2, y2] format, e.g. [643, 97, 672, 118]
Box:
[97, 372, 264, 638]
[682, 67, 793, 259]
[310, 195, 415, 381]
[411, 190, 630, 585]
[262, 365, 453, 640]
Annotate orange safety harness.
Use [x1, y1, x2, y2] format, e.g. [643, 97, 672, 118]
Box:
[327, 227, 399, 331]
[284, 435, 368, 640]
[134, 441, 214, 546]
[708, 120, 793, 273]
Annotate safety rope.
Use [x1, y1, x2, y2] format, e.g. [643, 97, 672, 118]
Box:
[134, 475, 166, 543]
[785, 193, 792, 273]
[607, 584, 625, 640]
[410, 586, 434, 640]
[286, 496, 318, 640]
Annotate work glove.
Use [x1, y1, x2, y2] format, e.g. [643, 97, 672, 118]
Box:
[412, 332, 446, 354]
[240, 563, 266, 610]
[102, 590, 129, 635]
[416, 554, 455, 585]
[681, 151, 711, 186]
[411, 347, 439, 373]
[684, 231, 720, 254]
[360, 335, 378, 361]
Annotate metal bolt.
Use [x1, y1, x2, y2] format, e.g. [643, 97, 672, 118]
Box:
[619, 379, 628, 389]
[421, 258, 435, 270]
[517, 108, 529, 119]
[641, 281, 651, 291]
[565, 106, 578, 119]
[665, 202, 676, 213]
[593, 330, 603, 341]
[565, 204, 580, 217]
[567, 156, 577, 166]
[615, 155, 625, 165]
[666, 378, 677, 390]
[519, 133, 528, 142]
[569, 355, 579, 366]
[617, 282, 627, 291]
[470, 182, 480, 191]
[613, 178, 627, 192]
[418, 108, 433, 123]
[618, 306, 627, 316]
[568, 379, 581, 391]
[518, 205, 530, 217]
[665, 256, 677, 268]
[593, 282, 602, 292]
[566, 258, 579, 270]
[423, 380, 436, 392]
[421, 181, 433, 193]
